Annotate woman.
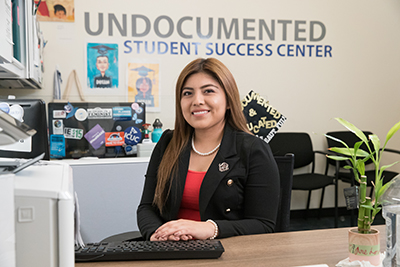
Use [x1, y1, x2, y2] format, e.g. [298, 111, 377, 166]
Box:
[137, 58, 280, 241]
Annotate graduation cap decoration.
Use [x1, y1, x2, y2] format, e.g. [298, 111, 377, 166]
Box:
[131, 66, 154, 77]
[241, 90, 287, 143]
[90, 44, 115, 55]
[131, 65, 156, 84]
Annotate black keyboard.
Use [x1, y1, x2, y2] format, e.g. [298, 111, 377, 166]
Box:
[75, 239, 225, 262]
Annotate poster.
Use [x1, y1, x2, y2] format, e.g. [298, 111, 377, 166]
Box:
[35, 0, 75, 22]
[127, 62, 160, 112]
[86, 43, 119, 89]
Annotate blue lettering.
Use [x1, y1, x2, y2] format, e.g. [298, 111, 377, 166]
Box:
[192, 42, 200, 55]
[265, 44, 273, 56]
[171, 42, 178, 55]
[216, 43, 225, 56]
[307, 45, 314, 56]
[158, 41, 168, 54]
[296, 45, 305, 56]
[181, 42, 190, 55]
[287, 44, 294, 57]
[237, 43, 245, 56]
[134, 41, 143, 53]
[316, 45, 323, 57]
[277, 44, 285, 56]
[227, 43, 235, 56]
[144, 41, 155, 54]
[124, 40, 132, 53]
[205, 42, 213, 55]
[325, 45, 332, 57]
[247, 43, 254, 56]
[256, 44, 263, 56]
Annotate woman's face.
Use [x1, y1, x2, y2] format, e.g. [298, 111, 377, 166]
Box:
[139, 79, 150, 93]
[180, 72, 228, 132]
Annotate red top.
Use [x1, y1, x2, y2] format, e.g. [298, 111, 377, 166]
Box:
[178, 170, 206, 221]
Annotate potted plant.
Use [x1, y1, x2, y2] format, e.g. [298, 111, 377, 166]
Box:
[325, 118, 400, 266]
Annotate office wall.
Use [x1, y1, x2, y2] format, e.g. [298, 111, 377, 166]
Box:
[2, 0, 400, 209]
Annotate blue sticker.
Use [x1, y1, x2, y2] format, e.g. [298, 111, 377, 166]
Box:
[0, 102, 10, 113]
[50, 134, 66, 158]
[124, 126, 142, 145]
[64, 103, 78, 119]
[132, 113, 143, 124]
[113, 107, 132, 121]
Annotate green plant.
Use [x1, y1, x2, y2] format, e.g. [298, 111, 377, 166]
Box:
[326, 118, 400, 234]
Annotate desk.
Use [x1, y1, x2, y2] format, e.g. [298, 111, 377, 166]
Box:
[75, 225, 386, 267]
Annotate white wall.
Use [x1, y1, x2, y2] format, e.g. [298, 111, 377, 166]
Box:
[2, 0, 400, 210]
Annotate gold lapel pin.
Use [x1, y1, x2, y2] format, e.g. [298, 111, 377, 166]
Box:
[219, 162, 229, 172]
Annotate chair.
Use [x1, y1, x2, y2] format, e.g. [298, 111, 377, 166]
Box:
[325, 131, 400, 197]
[273, 154, 294, 232]
[269, 132, 338, 227]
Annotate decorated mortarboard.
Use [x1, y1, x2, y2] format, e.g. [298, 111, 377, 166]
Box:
[90, 44, 115, 55]
[241, 90, 287, 143]
[131, 66, 154, 77]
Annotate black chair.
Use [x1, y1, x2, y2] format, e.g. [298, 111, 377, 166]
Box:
[269, 132, 338, 227]
[273, 154, 294, 232]
[100, 154, 295, 242]
[326, 131, 400, 197]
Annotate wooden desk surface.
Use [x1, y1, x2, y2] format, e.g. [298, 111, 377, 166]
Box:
[75, 225, 386, 267]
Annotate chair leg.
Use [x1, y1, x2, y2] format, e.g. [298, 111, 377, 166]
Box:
[319, 188, 325, 219]
[306, 190, 312, 220]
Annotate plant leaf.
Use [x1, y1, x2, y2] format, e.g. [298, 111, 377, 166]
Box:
[329, 147, 369, 157]
[335, 118, 369, 144]
[369, 134, 380, 159]
[326, 155, 349, 161]
[325, 134, 350, 149]
[360, 204, 375, 211]
[384, 120, 400, 147]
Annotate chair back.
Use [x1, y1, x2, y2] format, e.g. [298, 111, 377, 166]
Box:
[325, 131, 374, 168]
[274, 154, 294, 232]
[269, 132, 314, 169]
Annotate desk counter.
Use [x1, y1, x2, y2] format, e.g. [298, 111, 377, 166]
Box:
[75, 225, 386, 267]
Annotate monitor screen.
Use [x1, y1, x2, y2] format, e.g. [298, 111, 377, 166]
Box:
[0, 99, 49, 160]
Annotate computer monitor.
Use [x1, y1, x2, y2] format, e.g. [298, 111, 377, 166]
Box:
[0, 99, 49, 160]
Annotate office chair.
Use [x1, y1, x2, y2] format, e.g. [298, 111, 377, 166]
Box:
[325, 131, 400, 197]
[273, 154, 294, 232]
[269, 132, 338, 227]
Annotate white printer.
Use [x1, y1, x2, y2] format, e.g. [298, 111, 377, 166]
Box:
[14, 161, 75, 267]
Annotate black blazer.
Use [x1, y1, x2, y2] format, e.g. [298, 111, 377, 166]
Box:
[137, 124, 280, 240]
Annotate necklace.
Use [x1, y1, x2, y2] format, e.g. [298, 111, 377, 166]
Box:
[191, 138, 221, 156]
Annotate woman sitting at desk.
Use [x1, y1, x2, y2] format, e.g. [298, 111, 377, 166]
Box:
[137, 58, 280, 241]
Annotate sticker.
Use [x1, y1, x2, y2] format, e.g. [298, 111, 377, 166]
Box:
[105, 132, 125, 146]
[84, 124, 105, 150]
[132, 113, 143, 124]
[113, 107, 132, 121]
[53, 110, 67, 119]
[87, 107, 112, 119]
[9, 104, 24, 122]
[116, 125, 122, 131]
[64, 127, 84, 140]
[124, 144, 136, 155]
[124, 126, 142, 145]
[50, 134, 66, 158]
[135, 106, 143, 114]
[64, 103, 78, 119]
[52, 119, 64, 135]
[131, 102, 139, 110]
[75, 108, 88, 121]
[0, 102, 10, 113]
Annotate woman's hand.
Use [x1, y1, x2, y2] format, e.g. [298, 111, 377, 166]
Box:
[150, 219, 216, 241]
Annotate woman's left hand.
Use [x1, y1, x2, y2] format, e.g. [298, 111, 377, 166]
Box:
[152, 219, 216, 241]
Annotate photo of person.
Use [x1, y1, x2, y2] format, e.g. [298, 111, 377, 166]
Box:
[128, 62, 159, 112]
[35, 0, 75, 22]
[87, 43, 119, 89]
